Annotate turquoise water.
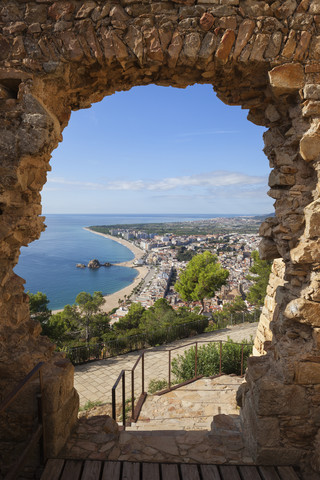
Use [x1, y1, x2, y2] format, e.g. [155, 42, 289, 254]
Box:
[14, 214, 215, 310]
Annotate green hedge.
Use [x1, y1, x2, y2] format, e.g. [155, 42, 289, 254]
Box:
[171, 338, 253, 383]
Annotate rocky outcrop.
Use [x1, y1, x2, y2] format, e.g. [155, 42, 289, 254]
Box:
[88, 259, 101, 269]
[87, 259, 111, 269]
[1, 0, 320, 476]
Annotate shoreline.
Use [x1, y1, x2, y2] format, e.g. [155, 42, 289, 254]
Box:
[83, 228, 148, 314]
[83, 227, 145, 267]
[52, 229, 148, 314]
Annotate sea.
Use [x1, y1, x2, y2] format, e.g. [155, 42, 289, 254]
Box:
[14, 213, 217, 311]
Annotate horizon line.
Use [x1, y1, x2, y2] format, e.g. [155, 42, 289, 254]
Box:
[42, 212, 273, 216]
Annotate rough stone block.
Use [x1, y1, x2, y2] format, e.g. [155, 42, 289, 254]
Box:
[233, 19, 255, 59]
[44, 388, 79, 457]
[309, 36, 320, 61]
[285, 298, 320, 327]
[200, 13, 214, 31]
[300, 121, 320, 162]
[290, 240, 320, 264]
[303, 84, 320, 99]
[256, 417, 280, 448]
[295, 361, 320, 384]
[259, 238, 280, 261]
[255, 447, 303, 465]
[254, 378, 308, 416]
[215, 29, 235, 61]
[246, 355, 270, 382]
[269, 169, 295, 187]
[302, 100, 320, 116]
[268, 63, 305, 95]
[310, 0, 320, 14]
[304, 199, 320, 238]
[42, 359, 75, 413]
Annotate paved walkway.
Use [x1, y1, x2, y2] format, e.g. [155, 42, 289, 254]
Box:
[74, 323, 257, 407]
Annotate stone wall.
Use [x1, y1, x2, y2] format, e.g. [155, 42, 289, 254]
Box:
[1, 0, 320, 475]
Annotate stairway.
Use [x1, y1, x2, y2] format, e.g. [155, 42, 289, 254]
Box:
[56, 375, 306, 476]
[127, 375, 243, 431]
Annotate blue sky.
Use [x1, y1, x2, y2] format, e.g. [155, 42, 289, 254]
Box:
[43, 83, 274, 215]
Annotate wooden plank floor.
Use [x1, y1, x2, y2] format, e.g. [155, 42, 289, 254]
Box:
[41, 460, 301, 480]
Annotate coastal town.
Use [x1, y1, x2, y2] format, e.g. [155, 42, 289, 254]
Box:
[88, 217, 263, 324]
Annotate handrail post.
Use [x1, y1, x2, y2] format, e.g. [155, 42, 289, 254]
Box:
[169, 350, 171, 389]
[122, 371, 126, 430]
[241, 344, 244, 376]
[37, 394, 44, 465]
[131, 369, 134, 421]
[112, 388, 116, 420]
[219, 341, 222, 375]
[142, 352, 145, 394]
[195, 342, 198, 378]
[38, 368, 46, 462]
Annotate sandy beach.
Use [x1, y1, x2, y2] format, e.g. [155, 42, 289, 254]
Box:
[83, 228, 149, 313]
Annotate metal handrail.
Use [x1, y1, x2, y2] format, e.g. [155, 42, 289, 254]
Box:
[131, 351, 146, 422]
[0, 362, 44, 413]
[166, 339, 252, 392]
[111, 351, 147, 430]
[112, 369, 125, 427]
[0, 362, 45, 480]
[111, 339, 253, 427]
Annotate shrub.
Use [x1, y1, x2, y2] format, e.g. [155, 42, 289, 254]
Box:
[221, 340, 252, 375]
[171, 338, 253, 383]
[172, 343, 220, 383]
[204, 321, 219, 333]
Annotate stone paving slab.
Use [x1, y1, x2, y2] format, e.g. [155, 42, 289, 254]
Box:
[74, 323, 257, 407]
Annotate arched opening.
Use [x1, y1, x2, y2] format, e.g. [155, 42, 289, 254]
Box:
[15, 84, 271, 310]
[13, 85, 272, 462]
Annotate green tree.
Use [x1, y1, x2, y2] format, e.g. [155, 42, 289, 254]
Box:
[74, 291, 106, 343]
[246, 251, 272, 307]
[42, 305, 79, 347]
[28, 291, 51, 315]
[222, 296, 248, 316]
[176, 247, 196, 262]
[175, 251, 229, 312]
[139, 298, 176, 333]
[114, 302, 145, 332]
[28, 291, 52, 330]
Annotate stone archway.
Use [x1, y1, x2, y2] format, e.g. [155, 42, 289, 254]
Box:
[1, 0, 320, 474]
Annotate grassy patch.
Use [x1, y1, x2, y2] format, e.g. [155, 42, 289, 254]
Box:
[148, 378, 168, 394]
[79, 400, 103, 411]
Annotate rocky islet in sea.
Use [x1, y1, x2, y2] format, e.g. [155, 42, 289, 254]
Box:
[76, 259, 112, 269]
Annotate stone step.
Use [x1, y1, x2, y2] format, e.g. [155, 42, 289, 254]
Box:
[127, 423, 185, 431]
[127, 416, 214, 431]
[128, 376, 243, 432]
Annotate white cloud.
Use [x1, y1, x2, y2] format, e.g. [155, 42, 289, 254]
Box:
[47, 171, 267, 193]
[47, 177, 104, 189]
[105, 171, 266, 191]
